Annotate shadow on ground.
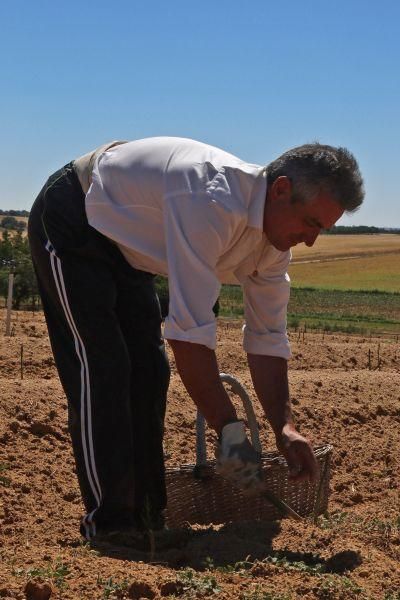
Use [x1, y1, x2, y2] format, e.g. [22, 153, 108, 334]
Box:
[67, 521, 362, 575]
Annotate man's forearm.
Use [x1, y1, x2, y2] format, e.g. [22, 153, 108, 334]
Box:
[247, 354, 294, 436]
[247, 353, 319, 482]
[168, 339, 237, 434]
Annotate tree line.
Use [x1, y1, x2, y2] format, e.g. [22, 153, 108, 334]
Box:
[0, 230, 39, 309]
[326, 225, 400, 234]
[0, 209, 30, 216]
[0, 216, 26, 231]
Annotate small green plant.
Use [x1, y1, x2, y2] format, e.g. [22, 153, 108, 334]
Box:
[203, 556, 253, 574]
[316, 511, 348, 530]
[362, 516, 399, 535]
[316, 575, 363, 599]
[240, 586, 291, 600]
[263, 552, 325, 574]
[177, 567, 220, 596]
[75, 539, 100, 556]
[0, 463, 11, 486]
[384, 592, 400, 600]
[97, 576, 129, 599]
[26, 558, 69, 589]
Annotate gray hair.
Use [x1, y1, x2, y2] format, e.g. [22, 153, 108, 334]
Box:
[265, 143, 364, 212]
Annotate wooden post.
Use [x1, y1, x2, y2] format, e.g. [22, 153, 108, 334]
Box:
[20, 344, 24, 380]
[5, 273, 14, 336]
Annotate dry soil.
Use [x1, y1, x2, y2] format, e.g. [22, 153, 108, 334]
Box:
[0, 311, 399, 599]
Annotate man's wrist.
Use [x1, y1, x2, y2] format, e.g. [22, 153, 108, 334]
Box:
[273, 421, 296, 440]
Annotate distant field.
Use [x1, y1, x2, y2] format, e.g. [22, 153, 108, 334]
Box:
[289, 234, 400, 293]
[287, 287, 400, 333]
[291, 233, 400, 262]
[219, 285, 400, 333]
[219, 235, 400, 333]
[289, 253, 400, 292]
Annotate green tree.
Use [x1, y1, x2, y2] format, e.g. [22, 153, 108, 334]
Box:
[1, 216, 20, 230]
[0, 231, 38, 308]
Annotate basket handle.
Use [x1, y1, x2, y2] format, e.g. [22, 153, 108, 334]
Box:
[195, 372, 262, 467]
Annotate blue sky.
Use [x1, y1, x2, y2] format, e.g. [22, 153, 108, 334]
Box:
[1, 0, 399, 226]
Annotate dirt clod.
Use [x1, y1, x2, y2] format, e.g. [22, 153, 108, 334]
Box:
[24, 581, 53, 600]
[159, 580, 185, 596]
[128, 581, 156, 599]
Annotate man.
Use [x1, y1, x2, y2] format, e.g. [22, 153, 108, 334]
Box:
[28, 137, 364, 541]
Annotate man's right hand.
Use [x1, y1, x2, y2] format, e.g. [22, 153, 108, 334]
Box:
[215, 420, 264, 496]
[276, 424, 319, 483]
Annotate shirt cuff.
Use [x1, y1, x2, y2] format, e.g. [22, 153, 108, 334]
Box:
[243, 325, 292, 359]
[164, 316, 217, 350]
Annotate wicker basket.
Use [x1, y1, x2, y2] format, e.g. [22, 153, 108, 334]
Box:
[165, 374, 332, 528]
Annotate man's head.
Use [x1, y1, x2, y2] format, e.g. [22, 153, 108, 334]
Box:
[263, 143, 364, 251]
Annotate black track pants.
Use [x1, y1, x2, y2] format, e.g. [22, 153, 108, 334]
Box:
[28, 163, 170, 539]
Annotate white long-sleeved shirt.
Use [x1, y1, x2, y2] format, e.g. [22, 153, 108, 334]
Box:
[84, 137, 291, 359]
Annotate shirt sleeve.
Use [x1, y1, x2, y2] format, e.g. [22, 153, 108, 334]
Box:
[242, 251, 292, 359]
[163, 183, 240, 349]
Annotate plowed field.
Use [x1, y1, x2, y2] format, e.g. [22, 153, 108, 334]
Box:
[0, 310, 399, 599]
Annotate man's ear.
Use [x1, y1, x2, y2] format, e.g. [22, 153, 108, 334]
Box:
[269, 176, 292, 203]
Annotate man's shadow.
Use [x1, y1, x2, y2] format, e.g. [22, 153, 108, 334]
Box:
[83, 520, 362, 575]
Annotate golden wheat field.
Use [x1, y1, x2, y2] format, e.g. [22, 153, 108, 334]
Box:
[291, 234, 400, 262]
[289, 234, 400, 292]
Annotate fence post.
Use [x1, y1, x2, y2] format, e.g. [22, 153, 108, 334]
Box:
[5, 273, 14, 336]
[20, 344, 24, 380]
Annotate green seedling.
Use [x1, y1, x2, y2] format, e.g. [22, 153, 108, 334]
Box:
[26, 558, 69, 590]
[177, 567, 220, 596]
[316, 574, 364, 599]
[240, 587, 291, 600]
[264, 553, 325, 574]
[316, 511, 349, 530]
[97, 576, 129, 599]
[203, 556, 253, 574]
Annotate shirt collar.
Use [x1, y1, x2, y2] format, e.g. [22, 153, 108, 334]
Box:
[247, 167, 267, 230]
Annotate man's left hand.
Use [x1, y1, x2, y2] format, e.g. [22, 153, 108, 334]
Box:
[276, 424, 319, 483]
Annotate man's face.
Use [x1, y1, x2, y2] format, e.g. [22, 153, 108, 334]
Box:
[263, 177, 344, 252]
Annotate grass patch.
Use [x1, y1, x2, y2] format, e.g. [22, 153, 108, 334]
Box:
[218, 285, 400, 334]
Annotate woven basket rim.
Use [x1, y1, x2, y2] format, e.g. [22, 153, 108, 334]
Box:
[166, 443, 333, 474]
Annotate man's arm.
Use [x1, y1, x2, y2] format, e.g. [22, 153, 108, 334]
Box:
[168, 339, 237, 435]
[247, 353, 318, 483]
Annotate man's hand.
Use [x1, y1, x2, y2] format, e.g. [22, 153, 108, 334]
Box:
[276, 424, 319, 483]
[215, 421, 264, 496]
